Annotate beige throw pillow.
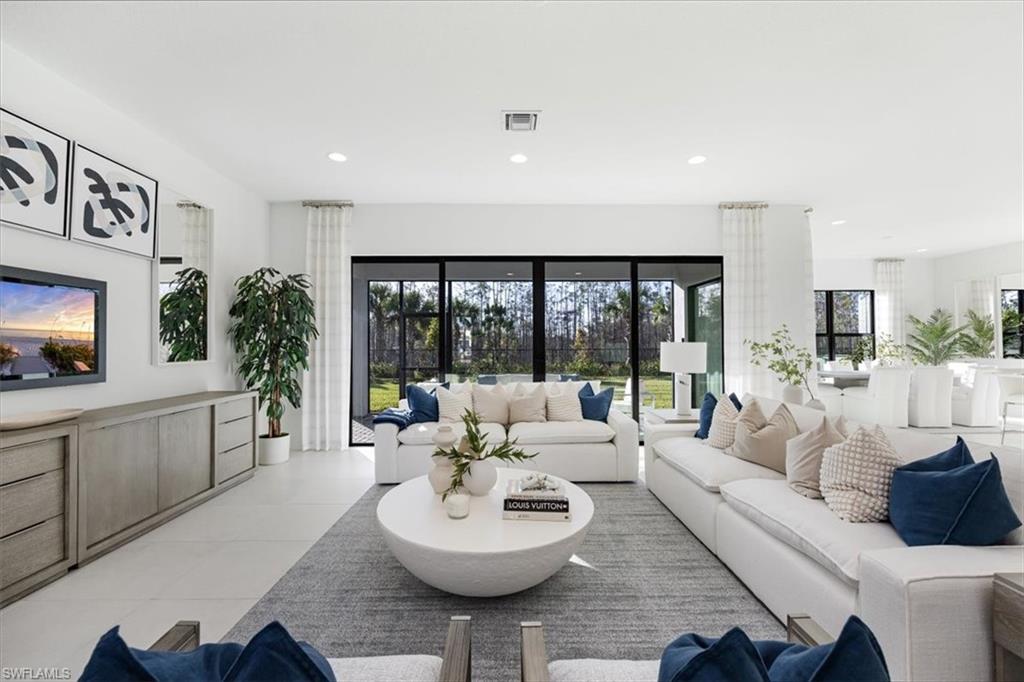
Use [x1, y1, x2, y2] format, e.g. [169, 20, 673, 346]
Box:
[706, 395, 741, 449]
[509, 384, 547, 423]
[786, 416, 847, 498]
[546, 386, 583, 422]
[820, 426, 900, 522]
[726, 403, 800, 473]
[437, 384, 474, 423]
[472, 384, 509, 424]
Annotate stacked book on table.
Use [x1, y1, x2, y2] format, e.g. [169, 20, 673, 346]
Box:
[502, 476, 571, 522]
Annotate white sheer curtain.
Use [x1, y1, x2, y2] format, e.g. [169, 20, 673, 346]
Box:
[874, 259, 906, 345]
[722, 204, 772, 397]
[179, 204, 210, 272]
[302, 204, 351, 451]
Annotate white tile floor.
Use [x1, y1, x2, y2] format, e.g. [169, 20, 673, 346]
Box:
[0, 448, 375, 678]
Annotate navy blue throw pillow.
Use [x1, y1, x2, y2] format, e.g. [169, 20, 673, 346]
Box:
[695, 393, 717, 439]
[81, 622, 334, 682]
[729, 393, 743, 411]
[890, 437, 1021, 546]
[658, 616, 888, 682]
[406, 382, 449, 423]
[578, 383, 615, 421]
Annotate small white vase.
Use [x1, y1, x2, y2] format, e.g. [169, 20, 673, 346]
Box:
[462, 459, 497, 496]
[259, 433, 290, 465]
[444, 493, 470, 519]
[781, 384, 804, 404]
[433, 425, 458, 450]
[428, 454, 454, 494]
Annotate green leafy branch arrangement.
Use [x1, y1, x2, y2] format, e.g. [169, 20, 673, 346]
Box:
[745, 324, 816, 398]
[435, 410, 537, 500]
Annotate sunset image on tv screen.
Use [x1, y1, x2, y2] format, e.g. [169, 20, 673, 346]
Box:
[0, 280, 98, 379]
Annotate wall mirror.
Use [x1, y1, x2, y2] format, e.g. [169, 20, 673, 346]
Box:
[152, 188, 213, 364]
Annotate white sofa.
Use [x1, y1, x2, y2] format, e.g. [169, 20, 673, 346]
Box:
[374, 382, 640, 483]
[646, 395, 1023, 682]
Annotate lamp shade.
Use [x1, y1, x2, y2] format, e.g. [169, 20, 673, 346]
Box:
[660, 342, 708, 374]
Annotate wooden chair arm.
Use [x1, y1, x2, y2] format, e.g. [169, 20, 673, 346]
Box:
[148, 620, 200, 652]
[520, 621, 550, 682]
[440, 615, 471, 682]
[786, 614, 835, 646]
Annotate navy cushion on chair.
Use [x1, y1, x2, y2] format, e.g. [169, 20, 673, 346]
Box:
[405, 382, 449, 423]
[890, 436, 1021, 546]
[729, 393, 743, 411]
[658, 616, 889, 682]
[81, 622, 334, 682]
[695, 393, 717, 439]
[578, 383, 615, 421]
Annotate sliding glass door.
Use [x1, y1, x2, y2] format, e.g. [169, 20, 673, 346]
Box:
[350, 256, 722, 445]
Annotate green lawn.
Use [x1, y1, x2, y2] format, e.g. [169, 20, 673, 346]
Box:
[369, 376, 673, 413]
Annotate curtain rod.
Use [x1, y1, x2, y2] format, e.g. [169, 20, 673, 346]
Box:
[302, 200, 354, 208]
[718, 201, 769, 209]
[176, 201, 205, 210]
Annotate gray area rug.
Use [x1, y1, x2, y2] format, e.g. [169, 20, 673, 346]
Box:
[225, 483, 783, 681]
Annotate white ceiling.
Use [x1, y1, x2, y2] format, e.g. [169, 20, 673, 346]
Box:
[2, 1, 1021, 258]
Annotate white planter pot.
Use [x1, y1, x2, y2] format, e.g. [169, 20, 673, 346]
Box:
[463, 459, 497, 496]
[428, 455, 455, 494]
[259, 433, 291, 465]
[781, 384, 804, 404]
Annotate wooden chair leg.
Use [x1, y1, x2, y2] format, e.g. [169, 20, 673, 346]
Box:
[148, 621, 200, 652]
[440, 616, 471, 682]
[520, 621, 550, 682]
[786, 614, 835, 646]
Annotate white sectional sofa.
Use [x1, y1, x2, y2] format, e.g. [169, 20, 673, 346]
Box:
[374, 382, 640, 483]
[645, 395, 1024, 682]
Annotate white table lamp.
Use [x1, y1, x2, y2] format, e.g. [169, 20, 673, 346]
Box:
[660, 341, 708, 415]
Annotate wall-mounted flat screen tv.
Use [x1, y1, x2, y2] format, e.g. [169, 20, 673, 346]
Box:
[0, 266, 106, 390]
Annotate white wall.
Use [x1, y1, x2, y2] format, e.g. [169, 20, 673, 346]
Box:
[0, 44, 269, 415]
[931, 240, 1024, 312]
[270, 201, 814, 437]
[813, 257, 937, 319]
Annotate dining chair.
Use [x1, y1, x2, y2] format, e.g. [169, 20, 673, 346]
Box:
[996, 373, 1024, 444]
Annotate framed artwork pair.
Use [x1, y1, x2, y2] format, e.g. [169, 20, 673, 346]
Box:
[0, 107, 158, 259]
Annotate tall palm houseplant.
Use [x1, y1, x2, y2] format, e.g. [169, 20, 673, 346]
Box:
[229, 267, 318, 464]
[957, 309, 995, 358]
[905, 309, 965, 366]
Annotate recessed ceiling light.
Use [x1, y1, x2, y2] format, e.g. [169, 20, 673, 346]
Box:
[506, 272, 514, 277]
[687, 155, 707, 165]
[509, 153, 528, 164]
[831, 220, 847, 226]
[915, 248, 928, 253]
[881, 235, 895, 240]
[574, 272, 582, 276]
[327, 152, 347, 163]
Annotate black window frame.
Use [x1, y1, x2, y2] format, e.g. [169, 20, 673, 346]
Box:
[1002, 289, 1024, 358]
[351, 255, 725, 446]
[815, 289, 875, 361]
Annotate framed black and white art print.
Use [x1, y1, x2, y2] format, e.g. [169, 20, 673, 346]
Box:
[70, 145, 158, 259]
[0, 108, 72, 238]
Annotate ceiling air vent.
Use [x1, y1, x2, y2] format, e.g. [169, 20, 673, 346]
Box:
[504, 111, 539, 131]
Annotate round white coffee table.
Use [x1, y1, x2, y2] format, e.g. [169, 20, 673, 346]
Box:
[376, 467, 594, 597]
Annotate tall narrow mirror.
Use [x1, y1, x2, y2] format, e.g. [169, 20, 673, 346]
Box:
[153, 188, 212, 364]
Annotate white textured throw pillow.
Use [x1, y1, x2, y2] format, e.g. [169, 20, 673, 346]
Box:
[546, 387, 584, 422]
[820, 426, 899, 522]
[786, 415, 848, 499]
[437, 385, 474, 423]
[509, 384, 547, 423]
[706, 395, 740, 449]
[472, 384, 509, 424]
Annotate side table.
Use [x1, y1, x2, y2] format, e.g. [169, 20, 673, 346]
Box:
[643, 408, 700, 426]
[994, 573, 1024, 682]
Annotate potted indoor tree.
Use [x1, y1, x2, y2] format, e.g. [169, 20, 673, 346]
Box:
[159, 267, 208, 362]
[228, 267, 318, 465]
[746, 325, 817, 406]
[906, 309, 965, 366]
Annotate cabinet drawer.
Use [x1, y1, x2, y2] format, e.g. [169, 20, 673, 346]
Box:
[0, 438, 64, 485]
[217, 416, 253, 453]
[216, 398, 253, 425]
[0, 516, 65, 589]
[217, 442, 255, 483]
[0, 470, 64, 537]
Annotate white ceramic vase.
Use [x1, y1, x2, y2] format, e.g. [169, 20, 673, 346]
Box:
[463, 459, 497, 496]
[428, 455, 454, 494]
[781, 384, 804, 404]
[259, 433, 290, 465]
